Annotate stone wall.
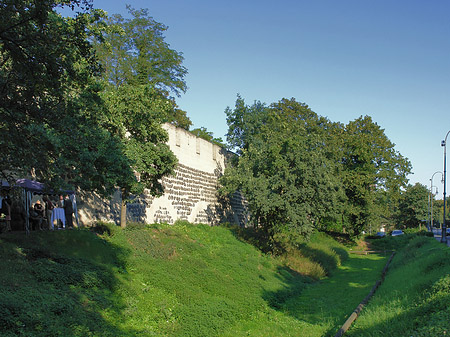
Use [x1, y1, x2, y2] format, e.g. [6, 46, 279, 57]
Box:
[77, 123, 248, 226]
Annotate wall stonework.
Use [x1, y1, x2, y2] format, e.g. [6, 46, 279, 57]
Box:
[78, 123, 248, 226]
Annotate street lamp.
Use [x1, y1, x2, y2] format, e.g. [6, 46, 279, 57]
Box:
[441, 131, 450, 244]
[430, 172, 443, 231]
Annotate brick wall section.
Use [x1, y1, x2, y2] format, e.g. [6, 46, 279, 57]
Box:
[77, 123, 248, 226]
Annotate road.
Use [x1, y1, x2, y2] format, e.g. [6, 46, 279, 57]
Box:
[431, 228, 450, 247]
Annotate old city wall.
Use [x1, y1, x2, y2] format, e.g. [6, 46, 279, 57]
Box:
[77, 123, 248, 226]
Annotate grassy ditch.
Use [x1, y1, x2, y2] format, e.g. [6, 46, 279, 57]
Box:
[0, 221, 391, 336]
[346, 234, 450, 336]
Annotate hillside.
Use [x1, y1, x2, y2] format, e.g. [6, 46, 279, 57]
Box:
[1, 223, 446, 336]
[347, 234, 450, 336]
[0, 222, 348, 336]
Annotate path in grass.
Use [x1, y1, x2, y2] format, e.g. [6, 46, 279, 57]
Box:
[221, 251, 389, 337]
[281, 252, 389, 336]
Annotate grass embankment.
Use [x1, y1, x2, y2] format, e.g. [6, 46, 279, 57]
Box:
[0, 222, 389, 336]
[346, 233, 450, 336]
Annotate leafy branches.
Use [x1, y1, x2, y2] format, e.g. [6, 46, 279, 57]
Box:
[0, 0, 132, 195]
[221, 97, 345, 248]
[221, 96, 412, 247]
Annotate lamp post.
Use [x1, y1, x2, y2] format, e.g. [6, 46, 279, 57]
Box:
[430, 172, 443, 231]
[428, 189, 431, 231]
[430, 186, 439, 231]
[441, 131, 450, 244]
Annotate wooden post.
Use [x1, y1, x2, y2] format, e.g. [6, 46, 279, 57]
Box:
[120, 189, 127, 228]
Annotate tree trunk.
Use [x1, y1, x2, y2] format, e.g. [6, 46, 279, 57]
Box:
[120, 189, 127, 228]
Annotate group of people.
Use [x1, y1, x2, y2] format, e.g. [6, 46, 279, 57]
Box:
[0, 189, 76, 232]
[30, 194, 74, 230]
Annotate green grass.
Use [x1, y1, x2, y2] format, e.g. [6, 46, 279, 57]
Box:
[221, 252, 388, 337]
[0, 222, 425, 336]
[346, 235, 450, 336]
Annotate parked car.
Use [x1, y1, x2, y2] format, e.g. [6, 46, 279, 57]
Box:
[391, 230, 404, 236]
[376, 232, 386, 237]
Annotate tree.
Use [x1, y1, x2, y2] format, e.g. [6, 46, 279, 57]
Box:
[90, 6, 189, 226]
[0, 0, 134, 195]
[221, 97, 345, 250]
[340, 116, 411, 235]
[397, 183, 429, 229]
[223, 96, 412, 243]
[91, 6, 191, 130]
[433, 198, 450, 227]
[225, 94, 268, 154]
[190, 127, 225, 147]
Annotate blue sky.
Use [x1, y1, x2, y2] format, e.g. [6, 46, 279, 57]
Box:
[85, 0, 450, 194]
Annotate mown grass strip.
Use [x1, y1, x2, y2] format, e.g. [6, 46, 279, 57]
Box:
[225, 251, 388, 337]
[346, 236, 450, 336]
[335, 251, 395, 337]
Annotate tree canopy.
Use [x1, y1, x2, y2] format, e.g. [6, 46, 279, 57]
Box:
[339, 116, 411, 235]
[190, 127, 225, 147]
[1, 2, 190, 203]
[88, 6, 194, 198]
[396, 183, 429, 229]
[221, 97, 346, 249]
[91, 5, 192, 130]
[221, 95, 412, 247]
[0, 0, 135, 194]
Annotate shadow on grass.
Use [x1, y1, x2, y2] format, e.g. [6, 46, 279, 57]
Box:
[0, 228, 138, 336]
[297, 244, 348, 276]
[344, 239, 450, 336]
[263, 265, 313, 310]
[263, 252, 388, 336]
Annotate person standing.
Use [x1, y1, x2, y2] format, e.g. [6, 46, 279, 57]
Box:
[43, 196, 54, 230]
[57, 195, 64, 208]
[63, 195, 74, 228]
[32, 200, 44, 230]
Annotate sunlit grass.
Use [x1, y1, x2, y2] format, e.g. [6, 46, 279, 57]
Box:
[346, 236, 450, 336]
[2, 223, 438, 336]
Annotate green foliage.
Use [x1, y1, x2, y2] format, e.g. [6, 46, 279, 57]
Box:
[0, 0, 135, 195]
[190, 127, 225, 147]
[340, 116, 411, 236]
[92, 5, 187, 96]
[433, 197, 450, 226]
[221, 97, 346, 247]
[88, 6, 190, 200]
[396, 183, 429, 228]
[91, 5, 192, 131]
[223, 96, 411, 243]
[225, 94, 269, 154]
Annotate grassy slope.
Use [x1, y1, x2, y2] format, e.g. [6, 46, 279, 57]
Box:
[221, 252, 388, 337]
[0, 222, 395, 336]
[347, 234, 450, 336]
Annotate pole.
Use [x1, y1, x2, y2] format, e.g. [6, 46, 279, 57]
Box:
[430, 172, 443, 231]
[427, 191, 430, 230]
[441, 131, 450, 244]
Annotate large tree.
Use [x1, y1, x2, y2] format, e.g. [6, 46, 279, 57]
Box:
[396, 183, 429, 229]
[339, 116, 411, 235]
[221, 97, 345, 250]
[91, 5, 191, 129]
[223, 96, 412, 244]
[0, 0, 134, 194]
[90, 6, 190, 226]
